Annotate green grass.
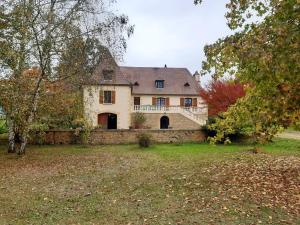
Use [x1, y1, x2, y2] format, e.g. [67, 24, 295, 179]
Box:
[0, 139, 299, 225]
[0, 119, 7, 134]
[0, 133, 7, 140]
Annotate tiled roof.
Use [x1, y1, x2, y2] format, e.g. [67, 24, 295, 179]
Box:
[120, 67, 200, 96]
[84, 48, 200, 95]
[83, 48, 131, 86]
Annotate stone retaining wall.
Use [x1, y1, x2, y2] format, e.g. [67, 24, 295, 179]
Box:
[138, 113, 202, 130]
[32, 129, 206, 145]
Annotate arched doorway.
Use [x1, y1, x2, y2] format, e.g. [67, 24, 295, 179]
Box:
[160, 116, 169, 129]
[98, 113, 117, 129]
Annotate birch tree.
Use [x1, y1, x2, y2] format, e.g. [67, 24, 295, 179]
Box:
[0, 0, 133, 154]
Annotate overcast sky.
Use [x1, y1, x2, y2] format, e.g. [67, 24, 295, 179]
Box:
[116, 0, 232, 84]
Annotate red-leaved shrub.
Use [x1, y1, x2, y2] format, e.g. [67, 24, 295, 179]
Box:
[200, 80, 245, 116]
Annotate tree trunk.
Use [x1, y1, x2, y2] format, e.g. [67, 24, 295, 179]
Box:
[7, 117, 16, 153]
[17, 134, 27, 155]
[17, 76, 43, 154]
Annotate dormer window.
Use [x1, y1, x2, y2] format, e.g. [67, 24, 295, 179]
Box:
[134, 81, 139, 86]
[184, 82, 190, 87]
[103, 70, 113, 81]
[155, 80, 164, 89]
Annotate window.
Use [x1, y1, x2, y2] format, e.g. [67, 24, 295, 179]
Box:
[100, 90, 115, 104]
[155, 80, 164, 88]
[156, 97, 166, 106]
[134, 97, 140, 105]
[103, 70, 113, 81]
[104, 91, 112, 103]
[184, 98, 192, 107]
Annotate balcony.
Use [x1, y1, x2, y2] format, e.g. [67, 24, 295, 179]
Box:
[133, 105, 205, 113]
[132, 105, 208, 125]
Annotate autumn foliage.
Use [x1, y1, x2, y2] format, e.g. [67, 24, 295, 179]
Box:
[200, 80, 245, 116]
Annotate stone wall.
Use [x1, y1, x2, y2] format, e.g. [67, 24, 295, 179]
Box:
[133, 113, 202, 130]
[32, 129, 206, 145]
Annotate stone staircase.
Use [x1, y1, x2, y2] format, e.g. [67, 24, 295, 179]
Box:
[133, 105, 208, 127]
[179, 108, 207, 126]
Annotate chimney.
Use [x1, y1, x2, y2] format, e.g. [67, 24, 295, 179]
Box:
[164, 64, 167, 68]
[193, 71, 201, 86]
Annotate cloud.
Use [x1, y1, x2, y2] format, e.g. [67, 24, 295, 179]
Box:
[116, 0, 232, 84]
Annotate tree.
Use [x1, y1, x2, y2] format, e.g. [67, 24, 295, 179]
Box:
[200, 79, 245, 116]
[195, 0, 300, 143]
[0, 0, 133, 154]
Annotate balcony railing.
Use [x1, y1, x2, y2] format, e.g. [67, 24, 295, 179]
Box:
[133, 105, 207, 114]
[133, 105, 207, 125]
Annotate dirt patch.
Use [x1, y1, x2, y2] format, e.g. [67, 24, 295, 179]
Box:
[278, 131, 300, 140]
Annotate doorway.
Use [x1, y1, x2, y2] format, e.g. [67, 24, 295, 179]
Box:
[98, 113, 117, 129]
[107, 113, 117, 129]
[160, 116, 169, 129]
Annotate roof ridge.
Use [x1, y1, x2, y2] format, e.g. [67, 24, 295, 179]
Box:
[119, 66, 188, 70]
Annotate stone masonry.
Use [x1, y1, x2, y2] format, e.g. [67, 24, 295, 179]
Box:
[135, 113, 202, 130]
[29, 129, 206, 145]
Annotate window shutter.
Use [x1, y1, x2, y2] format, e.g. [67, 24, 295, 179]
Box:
[192, 98, 197, 107]
[166, 98, 170, 107]
[152, 97, 156, 105]
[180, 98, 184, 107]
[100, 90, 104, 104]
[112, 91, 116, 104]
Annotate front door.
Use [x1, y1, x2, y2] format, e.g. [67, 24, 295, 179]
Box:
[107, 113, 117, 129]
[98, 113, 108, 128]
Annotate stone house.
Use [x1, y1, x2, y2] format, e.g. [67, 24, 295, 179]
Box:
[83, 50, 208, 130]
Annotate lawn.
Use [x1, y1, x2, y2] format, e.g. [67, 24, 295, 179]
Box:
[0, 119, 7, 135]
[0, 139, 299, 225]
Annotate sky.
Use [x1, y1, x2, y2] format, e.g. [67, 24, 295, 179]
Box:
[116, 0, 233, 85]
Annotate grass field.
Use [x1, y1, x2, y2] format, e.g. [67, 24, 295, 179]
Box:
[0, 119, 7, 134]
[0, 139, 299, 225]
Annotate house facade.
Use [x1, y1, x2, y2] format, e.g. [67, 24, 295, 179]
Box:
[83, 51, 208, 130]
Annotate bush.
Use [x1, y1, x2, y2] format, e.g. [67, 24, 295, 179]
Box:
[203, 116, 248, 144]
[132, 112, 146, 129]
[73, 119, 92, 145]
[137, 133, 152, 148]
[291, 120, 300, 131]
[29, 123, 49, 145]
[202, 117, 217, 138]
[71, 118, 86, 129]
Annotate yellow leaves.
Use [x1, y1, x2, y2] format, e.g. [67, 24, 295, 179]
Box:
[202, 1, 300, 144]
[22, 67, 41, 79]
[255, 122, 262, 132]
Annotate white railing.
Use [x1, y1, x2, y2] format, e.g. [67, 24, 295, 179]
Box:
[133, 105, 207, 114]
[133, 105, 179, 113]
[133, 105, 208, 125]
[182, 108, 207, 125]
